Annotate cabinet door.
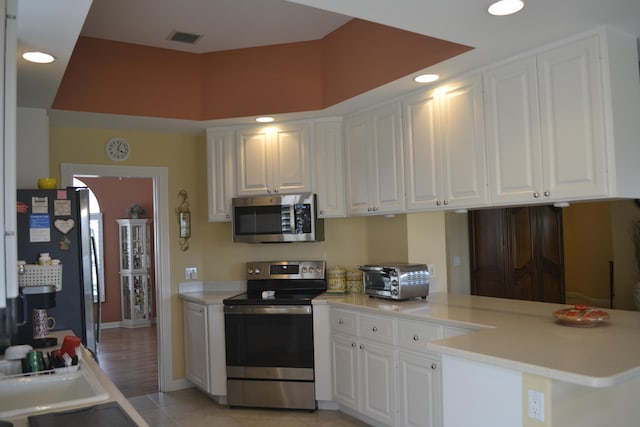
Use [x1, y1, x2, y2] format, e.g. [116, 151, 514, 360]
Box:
[371, 101, 405, 214]
[271, 123, 311, 194]
[235, 127, 271, 195]
[344, 112, 372, 215]
[484, 57, 543, 205]
[537, 35, 607, 200]
[206, 128, 234, 222]
[360, 340, 397, 426]
[398, 351, 441, 427]
[403, 88, 440, 210]
[438, 75, 487, 208]
[183, 301, 209, 391]
[313, 119, 346, 218]
[331, 334, 359, 410]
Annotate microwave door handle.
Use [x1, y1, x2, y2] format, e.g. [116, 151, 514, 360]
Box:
[285, 204, 295, 233]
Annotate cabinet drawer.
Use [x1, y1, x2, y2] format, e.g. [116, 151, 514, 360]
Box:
[398, 319, 442, 353]
[330, 308, 358, 335]
[359, 313, 396, 345]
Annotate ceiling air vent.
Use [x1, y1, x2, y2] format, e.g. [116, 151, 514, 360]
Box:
[168, 31, 202, 45]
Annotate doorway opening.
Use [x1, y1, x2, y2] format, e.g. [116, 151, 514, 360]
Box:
[61, 163, 173, 394]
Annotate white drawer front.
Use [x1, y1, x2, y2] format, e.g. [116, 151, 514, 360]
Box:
[330, 308, 358, 336]
[359, 313, 396, 345]
[398, 319, 442, 353]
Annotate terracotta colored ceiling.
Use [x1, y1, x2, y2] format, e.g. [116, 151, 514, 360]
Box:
[52, 19, 471, 121]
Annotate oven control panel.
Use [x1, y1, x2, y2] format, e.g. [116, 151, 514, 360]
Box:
[246, 260, 325, 280]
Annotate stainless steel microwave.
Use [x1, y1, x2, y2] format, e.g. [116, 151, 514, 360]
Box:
[232, 193, 324, 243]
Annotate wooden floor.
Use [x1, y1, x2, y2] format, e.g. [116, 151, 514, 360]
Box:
[97, 324, 158, 398]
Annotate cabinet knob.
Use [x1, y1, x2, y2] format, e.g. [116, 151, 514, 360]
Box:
[413, 335, 419, 341]
[436, 200, 441, 206]
[225, 214, 230, 219]
[533, 192, 540, 198]
[338, 319, 344, 325]
[367, 207, 372, 212]
[320, 210, 325, 215]
[359, 344, 364, 350]
[431, 363, 437, 370]
[274, 188, 279, 193]
[267, 189, 272, 194]
[352, 342, 356, 347]
[372, 326, 378, 332]
[199, 308, 204, 313]
[544, 191, 550, 197]
[443, 200, 449, 205]
[372, 207, 378, 212]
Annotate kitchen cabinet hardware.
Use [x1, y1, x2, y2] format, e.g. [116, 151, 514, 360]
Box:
[339, 319, 344, 324]
[533, 192, 540, 198]
[413, 335, 420, 341]
[443, 200, 449, 205]
[372, 326, 378, 332]
[352, 342, 356, 347]
[431, 363, 437, 370]
[544, 191, 550, 196]
[359, 344, 364, 349]
[436, 200, 441, 206]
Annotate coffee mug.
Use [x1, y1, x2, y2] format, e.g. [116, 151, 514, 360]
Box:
[32, 309, 56, 339]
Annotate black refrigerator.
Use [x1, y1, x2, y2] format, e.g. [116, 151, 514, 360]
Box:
[15, 187, 100, 355]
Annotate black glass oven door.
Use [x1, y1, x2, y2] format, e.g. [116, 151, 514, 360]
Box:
[224, 306, 314, 369]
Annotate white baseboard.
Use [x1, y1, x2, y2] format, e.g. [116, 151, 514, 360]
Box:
[100, 321, 123, 330]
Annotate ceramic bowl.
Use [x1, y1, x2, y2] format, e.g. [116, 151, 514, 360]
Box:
[37, 178, 57, 189]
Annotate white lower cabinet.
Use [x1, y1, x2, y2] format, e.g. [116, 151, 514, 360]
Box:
[398, 350, 441, 427]
[330, 308, 448, 427]
[182, 300, 226, 396]
[332, 333, 398, 426]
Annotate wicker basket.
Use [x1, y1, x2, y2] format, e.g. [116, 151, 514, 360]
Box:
[18, 265, 63, 291]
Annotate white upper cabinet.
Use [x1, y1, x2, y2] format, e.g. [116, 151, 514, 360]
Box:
[404, 74, 487, 210]
[235, 122, 311, 196]
[485, 28, 640, 204]
[313, 118, 346, 218]
[206, 128, 234, 222]
[345, 101, 405, 215]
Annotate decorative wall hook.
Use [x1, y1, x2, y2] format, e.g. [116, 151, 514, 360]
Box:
[176, 189, 191, 251]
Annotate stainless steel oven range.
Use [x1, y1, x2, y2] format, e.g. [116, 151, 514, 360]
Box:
[223, 260, 326, 411]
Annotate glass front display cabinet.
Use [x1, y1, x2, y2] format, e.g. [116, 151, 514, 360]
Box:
[116, 218, 152, 327]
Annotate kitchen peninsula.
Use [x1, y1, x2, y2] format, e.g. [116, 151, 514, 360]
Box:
[315, 292, 640, 427]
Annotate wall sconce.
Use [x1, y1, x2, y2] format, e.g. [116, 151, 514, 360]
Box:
[176, 189, 191, 251]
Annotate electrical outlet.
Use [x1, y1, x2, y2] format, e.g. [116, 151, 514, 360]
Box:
[427, 264, 436, 278]
[185, 267, 198, 280]
[523, 373, 551, 427]
[528, 389, 544, 422]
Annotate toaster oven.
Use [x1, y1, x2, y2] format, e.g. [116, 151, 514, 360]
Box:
[359, 264, 429, 300]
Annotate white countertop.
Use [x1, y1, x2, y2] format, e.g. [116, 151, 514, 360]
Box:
[179, 290, 240, 305]
[317, 292, 640, 388]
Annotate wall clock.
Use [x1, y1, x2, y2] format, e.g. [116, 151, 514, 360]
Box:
[105, 137, 130, 161]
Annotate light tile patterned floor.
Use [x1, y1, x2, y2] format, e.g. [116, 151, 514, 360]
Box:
[128, 388, 371, 427]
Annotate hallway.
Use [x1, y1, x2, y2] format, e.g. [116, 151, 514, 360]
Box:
[97, 324, 158, 397]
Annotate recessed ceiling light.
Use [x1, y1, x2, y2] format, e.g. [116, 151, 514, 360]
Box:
[414, 74, 440, 84]
[488, 0, 524, 16]
[256, 116, 274, 123]
[22, 51, 55, 64]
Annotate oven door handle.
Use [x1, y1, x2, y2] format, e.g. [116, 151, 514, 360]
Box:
[224, 305, 312, 315]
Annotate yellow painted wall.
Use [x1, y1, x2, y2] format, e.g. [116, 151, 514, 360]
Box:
[48, 126, 449, 381]
[610, 200, 640, 310]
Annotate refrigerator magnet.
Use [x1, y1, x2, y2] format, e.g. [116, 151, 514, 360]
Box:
[59, 235, 71, 251]
[54, 199, 71, 216]
[54, 218, 75, 234]
[32, 196, 48, 214]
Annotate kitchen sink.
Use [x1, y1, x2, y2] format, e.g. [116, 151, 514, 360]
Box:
[0, 363, 109, 418]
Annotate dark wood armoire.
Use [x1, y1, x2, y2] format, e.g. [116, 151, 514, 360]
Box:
[469, 205, 565, 303]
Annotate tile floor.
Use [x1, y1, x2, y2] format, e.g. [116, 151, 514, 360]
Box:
[128, 388, 371, 426]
